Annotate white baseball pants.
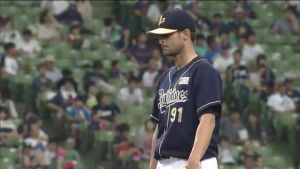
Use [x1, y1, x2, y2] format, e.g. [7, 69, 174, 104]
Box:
[157, 157, 218, 169]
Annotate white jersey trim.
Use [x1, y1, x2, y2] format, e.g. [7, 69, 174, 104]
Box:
[150, 115, 159, 122]
[196, 100, 221, 113]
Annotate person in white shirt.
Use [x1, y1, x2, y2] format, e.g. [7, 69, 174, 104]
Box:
[17, 29, 41, 58]
[267, 81, 296, 113]
[0, 87, 18, 118]
[147, 2, 162, 25]
[40, 0, 69, 16]
[218, 136, 235, 165]
[0, 18, 22, 45]
[242, 32, 264, 65]
[37, 13, 61, 42]
[142, 59, 159, 89]
[2, 43, 19, 76]
[0, 106, 19, 146]
[118, 76, 144, 106]
[23, 116, 48, 166]
[213, 45, 234, 79]
[45, 55, 62, 83]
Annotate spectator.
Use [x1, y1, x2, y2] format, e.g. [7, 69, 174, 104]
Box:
[210, 13, 228, 34]
[76, 0, 93, 21]
[17, 29, 41, 58]
[19, 144, 36, 168]
[285, 77, 300, 113]
[0, 17, 22, 45]
[149, 48, 163, 70]
[213, 45, 234, 79]
[0, 106, 19, 146]
[129, 31, 150, 66]
[238, 140, 262, 168]
[56, 2, 84, 25]
[271, 6, 300, 35]
[118, 75, 144, 106]
[115, 27, 131, 52]
[245, 112, 263, 143]
[221, 109, 248, 144]
[45, 55, 62, 83]
[249, 64, 268, 93]
[110, 60, 125, 80]
[267, 81, 296, 114]
[32, 63, 54, 103]
[47, 79, 78, 116]
[218, 136, 235, 165]
[56, 68, 78, 91]
[101, 17, 123, 47]
[90, 92, 120, 131]
[194, 33, 208, 57]
[40, 0, 70, 16]
[125, 1, 149, 34]
[204, 35, 221, 63]
[185, 1, 211, 31]
[65, 96, 91, 141]
[112, 123, 142, 161]
[233, 0, 257, 19]
[57, 138, 80, 169]
[23, 116, 48, 166]
[0, 87, 18, 118]
[83, 60, 109, 90]
[138, 119, 155, 159]
[44, 139, 58, 169]
[239, 153, 256, 169]
[146, 2, 161, 25]
[141, 58, 159, 89]
[37, 12, 61, 42]
[83, 82, 98, 109]
[227, 6, 253, 36]
[242, 32, 264, 65]
[226, 49, 250, 85]
[2, 42, 19, 76]
[256, 54, 276, 95]
[67, 24, 84, 50]
[219, 31, 233, 51]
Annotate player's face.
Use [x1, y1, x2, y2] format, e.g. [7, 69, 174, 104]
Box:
[158, 32, 184, 57]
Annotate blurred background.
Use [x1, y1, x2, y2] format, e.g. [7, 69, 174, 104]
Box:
[0, 0, 299, 169]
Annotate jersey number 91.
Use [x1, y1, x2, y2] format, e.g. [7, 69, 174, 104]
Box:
[170, 107, 183, 123]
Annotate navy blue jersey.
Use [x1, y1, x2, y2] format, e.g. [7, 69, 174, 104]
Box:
[151, 57, 222, 161]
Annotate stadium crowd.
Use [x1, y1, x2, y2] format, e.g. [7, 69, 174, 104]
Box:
[0, 0, 299, 169]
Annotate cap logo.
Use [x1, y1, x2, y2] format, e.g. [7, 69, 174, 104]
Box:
[158, 15, 166, 26]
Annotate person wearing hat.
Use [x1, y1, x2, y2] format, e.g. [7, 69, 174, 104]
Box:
[147, 9, 221, 169]
[45, 55, 62, 83]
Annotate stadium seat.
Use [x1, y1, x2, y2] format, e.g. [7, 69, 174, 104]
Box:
[274, 113, 298, 143]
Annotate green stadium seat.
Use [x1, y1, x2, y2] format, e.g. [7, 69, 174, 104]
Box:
[274, 113, 298, 142]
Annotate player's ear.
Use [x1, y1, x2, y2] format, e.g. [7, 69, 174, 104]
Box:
[182, 29, 190, 41]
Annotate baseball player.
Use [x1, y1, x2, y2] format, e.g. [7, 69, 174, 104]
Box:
[147, 10, 222, 169]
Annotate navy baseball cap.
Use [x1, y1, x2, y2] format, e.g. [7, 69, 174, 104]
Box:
[147, 9, 196, 37]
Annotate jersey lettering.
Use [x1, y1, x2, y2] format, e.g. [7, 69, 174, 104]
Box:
[158, 88, 188, 110]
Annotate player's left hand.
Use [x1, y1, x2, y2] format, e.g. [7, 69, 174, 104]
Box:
[185, 160, 201, 169]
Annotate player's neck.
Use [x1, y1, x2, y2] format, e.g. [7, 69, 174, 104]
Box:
[174, 45, 197, 69]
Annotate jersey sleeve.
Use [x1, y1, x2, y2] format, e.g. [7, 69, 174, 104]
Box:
[195, 63, 222, 117]
[150, 70, 169, 123]
[150, 93, 159, 123]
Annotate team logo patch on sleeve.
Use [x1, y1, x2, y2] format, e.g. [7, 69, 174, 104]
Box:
[178, 77, 190, 85]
